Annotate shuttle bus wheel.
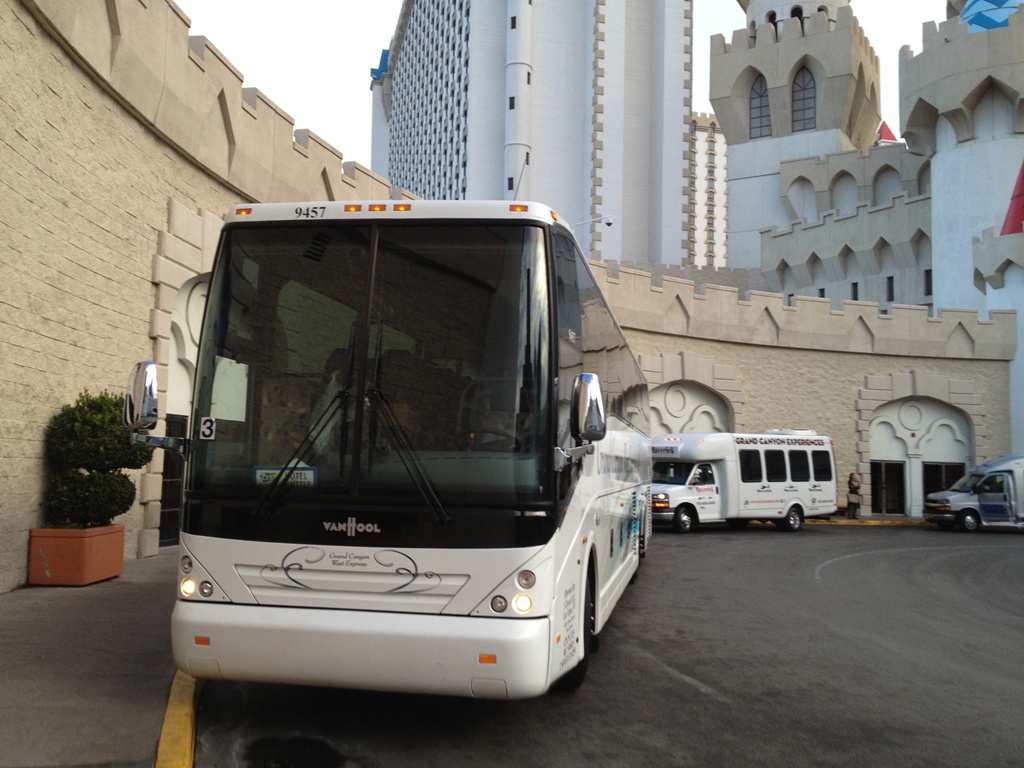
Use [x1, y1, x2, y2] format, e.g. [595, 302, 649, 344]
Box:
[673, 506, 695, 534]
[776, 507, 803, 532]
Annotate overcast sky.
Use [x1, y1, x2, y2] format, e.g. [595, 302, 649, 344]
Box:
[177, 1, 948, 167]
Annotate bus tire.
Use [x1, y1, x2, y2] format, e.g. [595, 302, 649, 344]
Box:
[958, 510, 981, 533]
[776, 507, 803, 532]
[553, 570, 596, 693]
[673, 506, 695, 534]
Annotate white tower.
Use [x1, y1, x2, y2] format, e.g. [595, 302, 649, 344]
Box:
[710, 1, 880, 267]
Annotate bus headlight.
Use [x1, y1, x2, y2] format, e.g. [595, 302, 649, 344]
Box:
[180, 556, 193, 574]
[199, 581, 214, 598]
[512, 593, 533, 614]
[491, 595, 508, 613]
[517, 570, 536, 589]
[180, 578, 196, 597]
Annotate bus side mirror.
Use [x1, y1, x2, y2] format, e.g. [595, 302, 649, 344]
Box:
[125, 361, 186, 452]
[572, 373, 606, 443]
[125, 361, 159, 430]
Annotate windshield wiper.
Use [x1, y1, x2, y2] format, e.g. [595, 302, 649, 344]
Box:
[251, 386, 348, 517]
[366, 387, 451, 525]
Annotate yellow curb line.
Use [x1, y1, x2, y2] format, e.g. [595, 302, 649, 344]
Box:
[807, 519, 929, 526]
[154, 670, 203, 768]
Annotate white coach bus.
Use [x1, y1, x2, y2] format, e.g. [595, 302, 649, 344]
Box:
[126, 200, 650, 699]
[651, 431, 836, 532]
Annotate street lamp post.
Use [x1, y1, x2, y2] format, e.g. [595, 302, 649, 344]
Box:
[572, 215, 613, 239]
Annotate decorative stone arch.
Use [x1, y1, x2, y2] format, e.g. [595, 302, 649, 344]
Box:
[856, 371, 986, 517]
[786, 176, 819, 222]
[830, 170, 859, 215]
[134, 200, 222, 556]
[640, 351, 744, 435]
[872, 165, 903, 207]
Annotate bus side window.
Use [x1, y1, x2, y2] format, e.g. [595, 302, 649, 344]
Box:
[812, 450, 833, 481]
[765, 450, 787, 482]
[789, 450, 810, 482]
[739, 449, 762, 483]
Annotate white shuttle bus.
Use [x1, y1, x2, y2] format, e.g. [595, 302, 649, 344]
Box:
[126, 200, 650, 699]
[651, 431, 836, 532]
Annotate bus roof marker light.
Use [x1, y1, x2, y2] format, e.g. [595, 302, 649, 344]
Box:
[509, 204, 529, 213]
[344, 204, 362, 212]
[393, 203, 411, 211]
[479, 654, 497, 665]
[369, 204, 387, 212]
[236, 207, 253, 216]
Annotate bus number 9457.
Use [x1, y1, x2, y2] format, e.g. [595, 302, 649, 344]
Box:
[295, 206, 326, 219]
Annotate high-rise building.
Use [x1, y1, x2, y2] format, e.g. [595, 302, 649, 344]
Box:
[371, 0, 697, 266]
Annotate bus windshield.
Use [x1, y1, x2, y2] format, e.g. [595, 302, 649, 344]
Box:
[653, 461, 695, 485]
[187, 221, 552, 544]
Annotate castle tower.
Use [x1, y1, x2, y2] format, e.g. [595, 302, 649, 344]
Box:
[900, 1, 1024, 449]
[710, 1, 881, 267]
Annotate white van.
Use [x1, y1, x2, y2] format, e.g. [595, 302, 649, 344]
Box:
[924, 454, 1024, 532]
[651, 431, 837, 532]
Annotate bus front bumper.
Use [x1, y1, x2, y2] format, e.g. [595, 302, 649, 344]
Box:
[171, 600, 553, 700]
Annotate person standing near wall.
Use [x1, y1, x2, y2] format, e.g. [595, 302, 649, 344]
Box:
[847, 472, 861, 519]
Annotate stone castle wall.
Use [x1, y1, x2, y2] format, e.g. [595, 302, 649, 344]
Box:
[0, 0, 394, 592]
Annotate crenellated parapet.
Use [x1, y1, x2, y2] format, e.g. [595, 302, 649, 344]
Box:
[21, 0, 401, 203]
[900, 10, 1024, 156]
[973, 228, 1024, 289]
[709, 5, 880, 151]
[591, 261, 1017, 360]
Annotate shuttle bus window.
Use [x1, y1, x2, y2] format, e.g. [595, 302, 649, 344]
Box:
[739, 449, 763, 483]
[765, 450, 787, 482]
[812, 450, 833, 481]
[789, 450, 810, 482]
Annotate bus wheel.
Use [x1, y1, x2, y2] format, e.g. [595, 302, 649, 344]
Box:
[959, 511, 980, 533]
[776, 508, 803, 532]
[553, 573, 595, 693]
[673, 506, 694, 534]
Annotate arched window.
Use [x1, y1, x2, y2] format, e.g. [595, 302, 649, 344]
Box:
[792, 67, 816, 132]
[791, 6, 803, 18]
[750, 75, 772, 139]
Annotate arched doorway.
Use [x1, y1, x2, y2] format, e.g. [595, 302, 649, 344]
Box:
[868, 397, 971, 517]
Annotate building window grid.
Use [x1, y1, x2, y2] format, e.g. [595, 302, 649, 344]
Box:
[750, 75, 772, 139]
[388, 0, 472, 198]
[792, 67, 816, 132]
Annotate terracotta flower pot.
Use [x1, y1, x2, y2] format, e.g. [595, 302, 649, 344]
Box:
[27, 525, 125, 586]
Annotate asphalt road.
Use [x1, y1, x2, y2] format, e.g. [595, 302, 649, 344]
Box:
[193, 525, 1024, 768]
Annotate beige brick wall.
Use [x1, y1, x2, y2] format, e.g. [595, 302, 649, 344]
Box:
[0, 0, 397, 592]
[626, 332, 1012, 492]
[0, 0, 236, 591]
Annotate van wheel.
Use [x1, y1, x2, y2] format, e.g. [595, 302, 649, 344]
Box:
[776, 508, 803, 532]
[673, 506, 695, 534]
[958, 511, 980, 533]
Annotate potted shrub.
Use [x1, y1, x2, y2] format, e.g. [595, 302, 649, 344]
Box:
[28, 391, 154, 586]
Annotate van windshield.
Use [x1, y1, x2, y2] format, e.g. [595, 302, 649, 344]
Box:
[654, 461, 695, 485]
[948, 472, 984, 492]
